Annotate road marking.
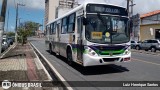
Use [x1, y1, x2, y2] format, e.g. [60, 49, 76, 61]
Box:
[30, 42, 73, 90]
[133, 58, 160, 66]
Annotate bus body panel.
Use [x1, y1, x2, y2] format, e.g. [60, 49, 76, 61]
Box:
[45, 2, 131, 66]
[83, 53, 131, 66]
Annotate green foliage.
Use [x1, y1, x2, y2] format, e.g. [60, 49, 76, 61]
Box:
[17, 21, 41, 45]
[24, 21, 42, 36]
[7, 32, 15, 37]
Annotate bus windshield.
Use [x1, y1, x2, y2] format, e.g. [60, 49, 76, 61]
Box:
[85, 14, 129, 44]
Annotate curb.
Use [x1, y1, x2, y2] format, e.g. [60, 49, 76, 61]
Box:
[30, 42, 73, 90]
[29, 43, 53, 81]
[0, 43, 17, 59]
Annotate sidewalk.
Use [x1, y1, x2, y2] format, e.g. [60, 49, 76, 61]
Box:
[0, 43, 53, 90]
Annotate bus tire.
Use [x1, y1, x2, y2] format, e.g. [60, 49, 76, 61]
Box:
[145, 49, 148, 51]
[67, 48, 73, 66]
[49, 44, 53, 54]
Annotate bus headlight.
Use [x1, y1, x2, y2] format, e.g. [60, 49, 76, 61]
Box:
[84, 46, 98, 57]
[124, 46, 131, 55]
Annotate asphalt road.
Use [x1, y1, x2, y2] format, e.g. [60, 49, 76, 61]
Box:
[29, 38, 160, 90]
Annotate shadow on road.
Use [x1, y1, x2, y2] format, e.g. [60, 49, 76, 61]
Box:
[72, 64, 129, 75]
[46, 50, 129, 75]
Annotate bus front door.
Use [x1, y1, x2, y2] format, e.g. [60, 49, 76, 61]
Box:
[77, 16, 83, 63]
[56, 23, 61, 55]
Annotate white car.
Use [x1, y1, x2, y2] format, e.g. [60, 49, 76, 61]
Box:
[136, 39, 160, 52]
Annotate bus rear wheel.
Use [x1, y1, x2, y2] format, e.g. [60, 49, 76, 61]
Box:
[49, 44, 52, 54]
[67, 49, 73, 66]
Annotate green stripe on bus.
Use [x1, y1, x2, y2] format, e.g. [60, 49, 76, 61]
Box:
[72, 48, 125, 55]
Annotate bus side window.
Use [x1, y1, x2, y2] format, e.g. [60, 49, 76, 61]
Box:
[68, 13, 75, 33]
[51, 23, 54, 34]
[47, 25, 51, 35]
[61, 17, 68, 34]
[46, 25, 50, 35]
[54, 22, 57, 34]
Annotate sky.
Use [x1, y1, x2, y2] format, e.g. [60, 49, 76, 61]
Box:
[0, 0, 160, 32]
[0, 0, 45, 32]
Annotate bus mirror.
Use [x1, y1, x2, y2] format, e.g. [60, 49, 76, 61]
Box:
[83, 17, 88, 25]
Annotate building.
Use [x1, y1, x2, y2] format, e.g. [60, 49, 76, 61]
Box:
[45, 0, 79, 25]
[36, 30, 44, 38]
[56, 0, 79, 18]
[45, 0, 59, 25]
[140, 10, 160, 41]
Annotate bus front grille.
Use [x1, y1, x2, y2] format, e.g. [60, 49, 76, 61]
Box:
[103, 58, 119, 62]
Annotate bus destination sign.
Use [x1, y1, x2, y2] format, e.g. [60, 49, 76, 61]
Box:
[86, 4, 128, 16]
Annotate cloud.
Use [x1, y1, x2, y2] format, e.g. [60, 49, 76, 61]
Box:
[133, 0, 160, 14]
[24, 0, 45, 10]
[0, 0, 45, 10]
[78, 0, 160, 15]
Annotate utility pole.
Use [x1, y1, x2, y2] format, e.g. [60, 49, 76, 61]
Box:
[15, 3, 25, 43]
[129, 0, 136, 40]
[127, 0, 130, 16]
[0, 0, 7, 54]
[127, 0, 136, 17]
[130, 0, 136, 18]
[6, 9, 9, 33]
[127, 0, 136, 40]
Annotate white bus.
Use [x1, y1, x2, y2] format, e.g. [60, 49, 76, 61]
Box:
[45, 1, 131, 66]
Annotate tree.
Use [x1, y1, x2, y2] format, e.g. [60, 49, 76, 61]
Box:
[7, 32, 15, 37]
[17, 21, 40, 45]
[25, 21, 42, 36]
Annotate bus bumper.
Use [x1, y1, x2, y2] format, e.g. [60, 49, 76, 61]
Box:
[83, 53, 131, 67]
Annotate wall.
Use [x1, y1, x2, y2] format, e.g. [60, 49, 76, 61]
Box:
[140, 24, 160, 41]
[140, 13, 160, 41]
[57, 7, 73, 18]
[45, 0, 59, 25]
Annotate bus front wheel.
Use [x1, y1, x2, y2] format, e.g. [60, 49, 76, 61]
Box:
[67, 49, 73, 66]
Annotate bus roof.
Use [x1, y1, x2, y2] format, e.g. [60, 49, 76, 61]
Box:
[47, 2, 126, 25]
